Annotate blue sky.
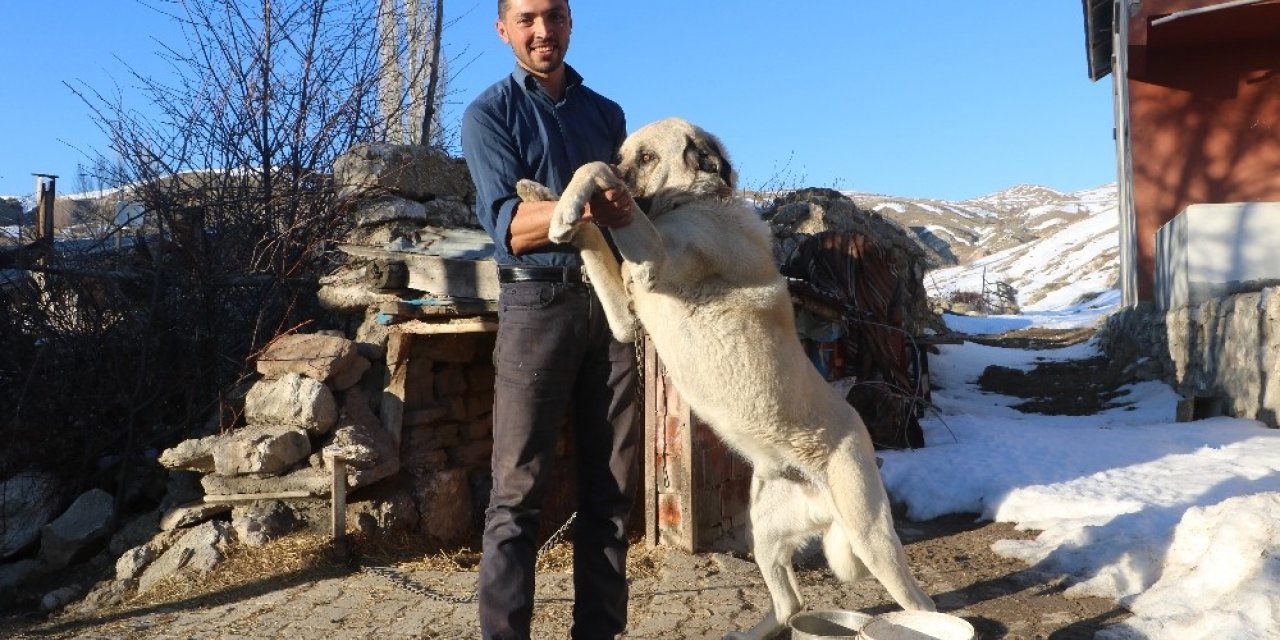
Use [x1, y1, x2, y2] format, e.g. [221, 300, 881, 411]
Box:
[1, 1, 1115, 201]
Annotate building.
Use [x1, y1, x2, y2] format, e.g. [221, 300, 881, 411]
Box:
[1083, 0, 1280, 305]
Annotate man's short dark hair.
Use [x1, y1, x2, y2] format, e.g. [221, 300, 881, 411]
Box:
[498, 0, 569, 19]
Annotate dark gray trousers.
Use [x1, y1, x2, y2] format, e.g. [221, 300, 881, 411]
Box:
[478, 281, 640, 640]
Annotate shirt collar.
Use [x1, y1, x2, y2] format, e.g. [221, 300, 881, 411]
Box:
[513, 64, 583, 96]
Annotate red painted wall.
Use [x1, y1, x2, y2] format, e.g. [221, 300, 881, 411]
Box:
[1124, 2, 1280, 300]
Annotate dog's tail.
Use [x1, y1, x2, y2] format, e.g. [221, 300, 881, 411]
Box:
[822, 437, 936, 611]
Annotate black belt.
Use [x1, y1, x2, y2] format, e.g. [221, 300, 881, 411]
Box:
[498, 265, 584, 284]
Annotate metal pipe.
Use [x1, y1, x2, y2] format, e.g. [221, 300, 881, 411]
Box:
[1151, 0, 1272, 26]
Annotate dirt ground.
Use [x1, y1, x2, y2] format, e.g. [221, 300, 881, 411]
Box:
[1, 326, 1133, 639]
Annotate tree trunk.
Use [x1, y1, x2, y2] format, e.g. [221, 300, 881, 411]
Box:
[420, 0, 444, 147]
[377, 0, 405, 143]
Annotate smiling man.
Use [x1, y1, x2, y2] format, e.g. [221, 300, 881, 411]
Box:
[459, 1, 641, 639]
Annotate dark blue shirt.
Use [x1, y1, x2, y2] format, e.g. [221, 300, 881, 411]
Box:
[461, 64, 626, 267]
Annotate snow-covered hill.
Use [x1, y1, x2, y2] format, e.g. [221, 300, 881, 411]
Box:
[847, 184, 1119, 311]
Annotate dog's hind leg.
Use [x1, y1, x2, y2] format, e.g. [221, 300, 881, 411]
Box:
[822, 439, 935, 612]
[724, 472, 815, 640]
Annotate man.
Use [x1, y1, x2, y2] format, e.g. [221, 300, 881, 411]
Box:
[459, 1, 640, 638]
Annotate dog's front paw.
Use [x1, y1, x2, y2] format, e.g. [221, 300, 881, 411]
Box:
[548, 216, 579, 244]
[516, 179, 557, 203]
[548, 197, 587, 244]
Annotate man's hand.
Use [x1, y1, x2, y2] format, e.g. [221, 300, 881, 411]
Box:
[583, 165, 635, 228]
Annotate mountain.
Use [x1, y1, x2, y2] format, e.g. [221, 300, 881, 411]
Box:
[846, 184, 1120, 311]
[0, 194, 37, 214]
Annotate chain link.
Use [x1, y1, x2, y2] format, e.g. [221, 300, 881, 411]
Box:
[361, 510, 579, 604]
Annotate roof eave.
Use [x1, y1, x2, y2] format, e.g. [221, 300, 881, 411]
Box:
[1084, 0, 1115, 80]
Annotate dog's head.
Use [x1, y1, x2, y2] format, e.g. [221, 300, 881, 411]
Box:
[617, 117, 737, 217]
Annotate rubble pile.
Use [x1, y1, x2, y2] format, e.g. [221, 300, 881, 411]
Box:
[762, 188, 947, 449]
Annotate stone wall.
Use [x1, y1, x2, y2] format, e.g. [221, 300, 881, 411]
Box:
[1100, 290, 1280, 427]
[400, 332, 493, 542]
[1164, 288, 1280, 425]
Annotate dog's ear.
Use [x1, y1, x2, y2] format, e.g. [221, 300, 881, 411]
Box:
[704, 136, 736, 191]
[683, 134, 736, 193]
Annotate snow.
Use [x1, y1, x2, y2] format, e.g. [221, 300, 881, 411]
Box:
[877, 309, 1280, 639]
[1031, 216, 1066, 231]
[926, 200, 1120, 309]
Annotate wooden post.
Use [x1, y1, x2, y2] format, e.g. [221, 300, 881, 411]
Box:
[33, 174, 58, 259]
[331, 457, 347, 542]
[382, 331, 411, 447]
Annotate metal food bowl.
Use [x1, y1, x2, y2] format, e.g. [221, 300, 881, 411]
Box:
[860, 611, 975, 640]
[789, 609, 874, 639]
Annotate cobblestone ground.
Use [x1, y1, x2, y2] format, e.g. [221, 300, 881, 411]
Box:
[3, 515, 1127, 640]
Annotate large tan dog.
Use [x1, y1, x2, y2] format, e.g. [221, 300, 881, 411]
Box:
[529, 117, 935, 639]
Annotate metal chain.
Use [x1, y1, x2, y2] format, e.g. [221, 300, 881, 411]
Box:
[633, 322, 646, 410]
[360, 511, 579, 604]
[361, 564, 476, 604]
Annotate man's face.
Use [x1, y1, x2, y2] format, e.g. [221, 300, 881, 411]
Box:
[496, 0, 572, 78]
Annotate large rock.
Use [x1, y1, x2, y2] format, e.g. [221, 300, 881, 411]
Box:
[137, 520, 234, 594]
[322, 389, 399, 489]
[212, 423, 312, 476]
[324, 424, 399, 489]
[109, 510, 162, 556]
[354, 196, 428, 226]
[414, 470, 473, 543]
[159, 471, 204, 515]
[334, 144, 472, 202]
[157, 435, 218, 472]
[351, 198, 477, 234]
[41, 585, 85, 613]
[231, 500, 301, 546]
[420, 198, 476, 229]
[256, 334, 371, 391]
[201, 465, 331, 497]
[159, 502, 232, 531]
[346, 480, 419, 535]
[0, 558, 42, 603]
[317, 264, 406, 312]
[0, 472, 60, 560]
[244, 372, 337, 435]
[115, 529, 183, 581]
[39, 488, 115, 569]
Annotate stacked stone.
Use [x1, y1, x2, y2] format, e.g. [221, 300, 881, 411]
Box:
[318, 144, 478, 315]
[0, 476, 120, 610]
[399, 332, 497, 543]
[155, 333, 395, 540]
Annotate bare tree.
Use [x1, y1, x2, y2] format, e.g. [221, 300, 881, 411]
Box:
[0, 0, 392, 504]
[377, 0, 447, 147]
[419, 0, 445, 147]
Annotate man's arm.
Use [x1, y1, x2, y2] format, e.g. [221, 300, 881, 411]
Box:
[462, 99, 634, 256]
[503, 175, 636, 254]
[461, 102, 525, 255]
[508, 200, 558, 255]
